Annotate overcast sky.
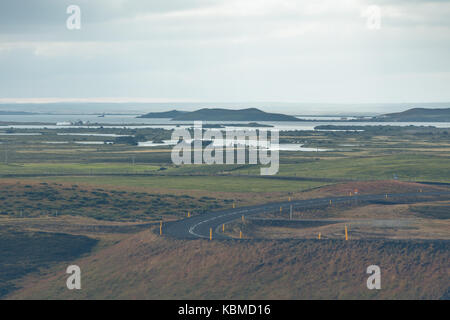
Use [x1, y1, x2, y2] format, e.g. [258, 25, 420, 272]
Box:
[0, 0, 449, 107]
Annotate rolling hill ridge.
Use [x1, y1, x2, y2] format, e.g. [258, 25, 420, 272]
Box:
[377, 108, 450, 121]
[7, 231, 450, 300]
[138, 108, 301, 121]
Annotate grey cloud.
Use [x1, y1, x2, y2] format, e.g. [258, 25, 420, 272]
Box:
[0, 0, 449, 103]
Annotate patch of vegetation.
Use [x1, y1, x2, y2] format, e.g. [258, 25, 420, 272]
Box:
[0, 182, 228, 221]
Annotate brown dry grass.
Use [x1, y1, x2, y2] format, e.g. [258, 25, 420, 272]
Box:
[229, 198, 450, 241]
[241, 218, 450, 241]
[302, 180, 447, 197]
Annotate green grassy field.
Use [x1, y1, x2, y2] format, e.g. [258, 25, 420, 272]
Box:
[0, 163, 160, 175]
[1, 153, 448, 183]
[234, 153, 450, 182]
[2, 125, 449, 184]
[31, 175, 327, 193]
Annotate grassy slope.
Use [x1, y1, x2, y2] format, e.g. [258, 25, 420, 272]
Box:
[8, 232, 449, 300]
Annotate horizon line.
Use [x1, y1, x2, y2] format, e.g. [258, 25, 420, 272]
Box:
[0, 98, 449, 105]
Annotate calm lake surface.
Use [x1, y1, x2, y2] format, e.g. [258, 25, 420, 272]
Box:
[0, 114, 449, 131]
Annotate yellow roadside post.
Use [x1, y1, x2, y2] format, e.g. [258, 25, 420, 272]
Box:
[187, 211, 191, 218]
[280, 206, 282, 213]
[210, 228, 212, 240]
[222, 224, 225, 233]
[240, 231, 243, 239]
[242, 215, 245, 222]
[345, 225, 348, 241]
[159, 221, 163, 236]
[318, 233, 321, 240]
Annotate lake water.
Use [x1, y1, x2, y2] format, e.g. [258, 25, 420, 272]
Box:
[2, 114, 446, 152]
[0, 114, 449, 131]
[138, 139, 331, 151]
[57, 133, 132, 137]
[0, 132, 43, 135]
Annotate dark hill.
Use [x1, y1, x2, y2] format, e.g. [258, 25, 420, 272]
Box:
[377, 108, 450, 122]
[172, 108, 300, 121]
[137, 110, 187, 119]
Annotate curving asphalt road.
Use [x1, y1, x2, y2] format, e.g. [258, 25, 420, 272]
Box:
[163, 191, 450, 240]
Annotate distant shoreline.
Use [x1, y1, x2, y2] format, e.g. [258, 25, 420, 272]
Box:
[1, 119, 450, 127]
